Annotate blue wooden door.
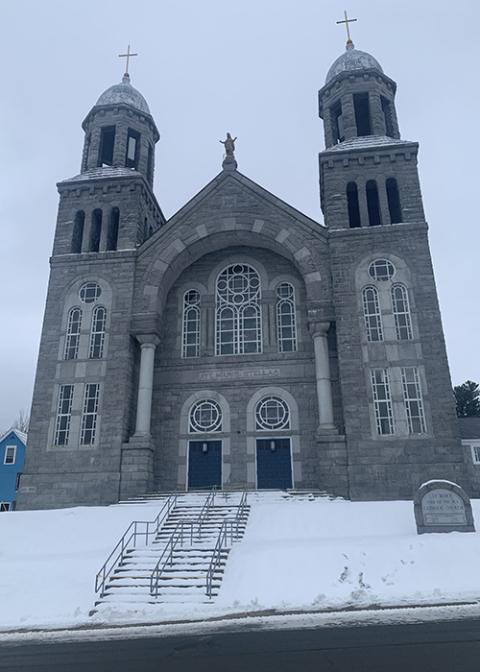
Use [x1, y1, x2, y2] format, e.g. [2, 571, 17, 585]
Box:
[256, 438, 292, 489]
[188, 441, 222, 490]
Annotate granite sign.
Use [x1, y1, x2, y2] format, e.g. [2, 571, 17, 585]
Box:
[414, 480, 475, 534]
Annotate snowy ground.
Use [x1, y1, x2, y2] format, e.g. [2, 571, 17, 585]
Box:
[1, 494, 480, 632]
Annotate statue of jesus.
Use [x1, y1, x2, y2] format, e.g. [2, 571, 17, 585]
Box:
[219, 133, 237, 156]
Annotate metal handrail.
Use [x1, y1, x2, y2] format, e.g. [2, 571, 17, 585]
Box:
[205, 491, 249, 598]
[95, 494, 177, 596]
[150, 519, 194, 598]
[233, 491, 248, 538]
[149, 487, 216, 597]
[206, 518, 234, 598]
[196, 487, 216, 536]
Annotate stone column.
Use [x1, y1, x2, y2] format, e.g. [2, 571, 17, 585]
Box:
[309, 321, 335, 432]
[134, 334, 160, 435]
[357, 178, 369, 228]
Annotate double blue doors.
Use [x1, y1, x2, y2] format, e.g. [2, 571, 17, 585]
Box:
[256, 438, 293, 489]
[188, 440, 222, 490]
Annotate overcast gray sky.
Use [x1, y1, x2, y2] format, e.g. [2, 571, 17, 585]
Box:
[1, 0, 478, 430]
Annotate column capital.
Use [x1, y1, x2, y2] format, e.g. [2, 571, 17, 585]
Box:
[308, 320, 331, 337]
[136, 333, 161, 347]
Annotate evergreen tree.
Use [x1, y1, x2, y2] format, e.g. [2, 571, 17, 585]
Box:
[454, 380, 480, 417]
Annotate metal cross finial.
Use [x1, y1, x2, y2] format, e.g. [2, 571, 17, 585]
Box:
[336, 10, 357, 46]
[118, 44, 138, 75]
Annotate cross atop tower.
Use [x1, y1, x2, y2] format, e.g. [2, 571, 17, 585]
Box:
[336, 10, 357, 48]
[118, 44, 138, 76]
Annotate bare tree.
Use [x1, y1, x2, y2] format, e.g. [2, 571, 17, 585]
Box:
[11, 409, 29, 434]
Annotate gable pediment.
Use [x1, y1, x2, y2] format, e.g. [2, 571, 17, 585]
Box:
[159, 170, 325, 240]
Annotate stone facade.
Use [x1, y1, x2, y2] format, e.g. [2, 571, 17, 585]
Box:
[17, 43, 474, 509]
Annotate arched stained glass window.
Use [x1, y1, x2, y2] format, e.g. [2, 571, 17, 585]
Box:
[276, 283, 297, 352]
[182, 290, 200, 358]
[392, 284, 413, 340]
[255, 397, 290, 431]
[362, 286, 383, 342]
[64, 308, 82, 360]
[215, 264, 262, 355]
[89, 306, 107, 359]
[189, 399, 222, 433]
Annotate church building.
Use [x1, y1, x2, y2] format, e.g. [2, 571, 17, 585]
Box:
[18, 37, 472, 509]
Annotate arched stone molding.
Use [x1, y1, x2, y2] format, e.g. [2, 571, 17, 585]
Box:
[136, 222, 330, 323]
[245, 386, 301, 488]
[175, 280, 208, 355]
[59, 276, 113, 362]
[179, 389, 231, 436]
[355, 251, 418, 344]
[177, 390, 231, 490]
[246, 386, 300, 433]
[268, 273, 305, 350]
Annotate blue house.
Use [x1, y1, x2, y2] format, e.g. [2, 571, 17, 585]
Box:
[0, 429, 27, 511]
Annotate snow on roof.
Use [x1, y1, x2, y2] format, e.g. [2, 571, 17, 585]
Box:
[95, 74, 150, 115]
[61, 166, 140, 184]
[328, 135, 412, 153]
[419, 479, 460, 489]
[458, 416, 480, 439]
[0, 427, 27, 444]
[325, 46, 383, 84]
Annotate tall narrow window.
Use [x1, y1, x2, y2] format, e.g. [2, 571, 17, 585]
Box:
[125, 129, 140, 169]
[89, 306, 106, 359]
[215, 264, 262, 355]
[80, 383, 100, 445]
[106, 207, 119, 251]
[362, 287, 383, 342]
[381, 96, 395, 137]
[371, 369, 394, 435]
[392, 284, 412, 340]
[54, 384, 74, 446]
[347, 182, 361, 228]
[401, 367, 426, 434]
[147, 144, 154, 183]
[71, 211, 85, 253]
[354, 93, 372, 136]
[331, 101, 344, 144]
[182, 290, 200, 358]
[386, 178, 402, 224]
[64, 308, 82, 360]
[366, 180, 382, 226]
[276, 283, 297, 352]
[98, 126, 115, 167]
[4, 446, 16, 465]
[89, 209, 102, 252]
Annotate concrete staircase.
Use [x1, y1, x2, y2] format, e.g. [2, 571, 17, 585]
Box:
[94, 492, 249, 610]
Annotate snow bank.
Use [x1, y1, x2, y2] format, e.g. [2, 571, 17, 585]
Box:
[1, 496, 480, 630]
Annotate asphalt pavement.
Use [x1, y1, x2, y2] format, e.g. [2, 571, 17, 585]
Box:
[1, 616, 480, 672]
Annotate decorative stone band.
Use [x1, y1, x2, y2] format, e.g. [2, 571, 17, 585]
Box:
[414, 480, 475, 534]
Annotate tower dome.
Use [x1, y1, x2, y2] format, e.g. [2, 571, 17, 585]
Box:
[325, 43, 383, 84]
[95, 73, 150, 115]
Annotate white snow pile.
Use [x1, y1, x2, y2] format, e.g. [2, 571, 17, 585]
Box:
[1, 495, 480, 631]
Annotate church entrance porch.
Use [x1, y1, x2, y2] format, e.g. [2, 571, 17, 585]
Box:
[187, 440, 222, 490]
[256, 438, 293, 489]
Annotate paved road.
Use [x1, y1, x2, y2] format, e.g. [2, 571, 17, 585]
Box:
[1, 617, 480, 672]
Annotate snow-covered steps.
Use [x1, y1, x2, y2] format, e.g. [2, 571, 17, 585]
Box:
[92, 491, 250, 614]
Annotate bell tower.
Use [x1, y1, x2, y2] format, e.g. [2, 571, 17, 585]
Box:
[319, 25, 469, 498]
[318, 30, 424, 231]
